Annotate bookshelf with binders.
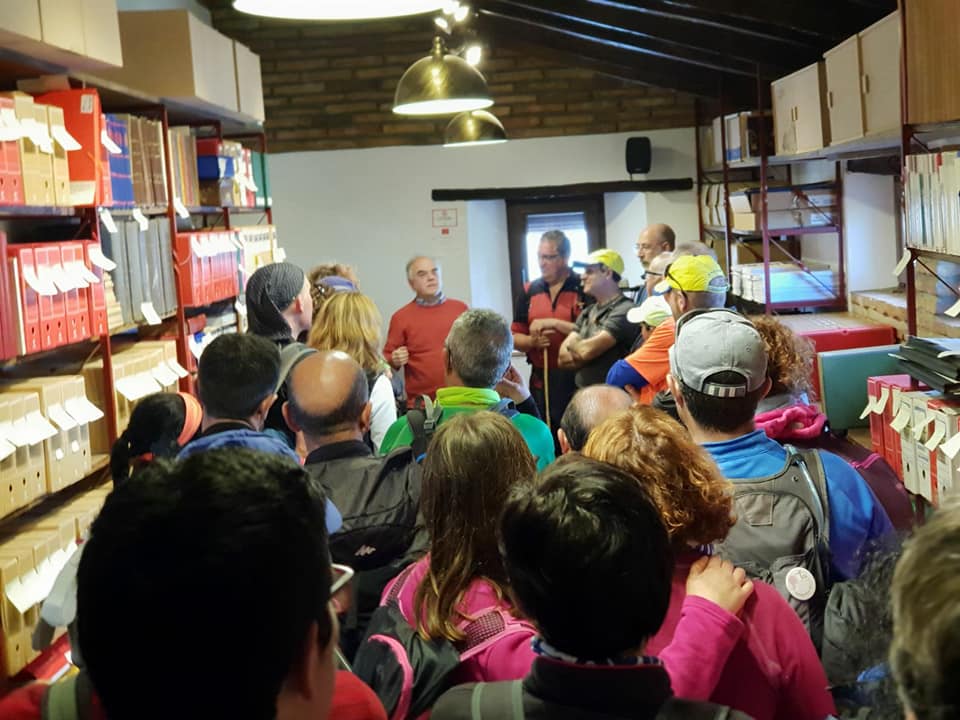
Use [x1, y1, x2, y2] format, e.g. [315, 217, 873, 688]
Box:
[0, 4, 286, 686]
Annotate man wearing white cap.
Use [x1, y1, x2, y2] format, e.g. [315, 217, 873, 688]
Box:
[558, 249, 638, 388]
[667, 309, 893, 583]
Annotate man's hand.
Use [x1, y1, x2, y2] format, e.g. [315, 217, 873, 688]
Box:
[391, 346, 410, 368]
[529, 318, 555, 336]
[496, 365, 531, 403]
[686, 556, 754, 616]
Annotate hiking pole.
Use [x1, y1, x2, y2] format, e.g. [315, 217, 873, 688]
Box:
[542, 346, 552, 432]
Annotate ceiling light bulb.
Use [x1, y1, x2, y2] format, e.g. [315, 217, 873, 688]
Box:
[441, 0, 459, 14]
[233, 0, 446, 20]
[465, 44, 483, 66]
[434, 16, 450, 31]
[453, 3, 470, 22]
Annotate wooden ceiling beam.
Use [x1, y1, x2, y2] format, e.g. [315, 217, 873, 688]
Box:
[481, 0, 796, 77]
[577, 0, 848, 47]
[480, 17, 757, 103]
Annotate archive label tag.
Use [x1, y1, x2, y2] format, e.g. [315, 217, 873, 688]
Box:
[88, 245, 117, 271]
[891, 406, 912, 432]
[893, 254, 911, 276]
[173, 197, 190, 218]
[166, 359, 190, 379]
[945, 298, 960, 318]
[98, 208, 119, 235]
[131, 207, 149, 231]
[873, 387, 890, 414]
[140, 302, 162, 325]
[100, 129, 121, 154]
[941, 431, 960, 460]
[47, 404, 78, 431]
[926, 425, 947, 452]
[51, 125, 81, 152]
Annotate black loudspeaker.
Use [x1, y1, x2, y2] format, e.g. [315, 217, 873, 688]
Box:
[625, 137, 651, 174]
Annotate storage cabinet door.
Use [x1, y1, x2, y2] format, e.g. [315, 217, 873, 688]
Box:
[793, 64, 828, 153]
[772, 76, 797, 155]
[79, 0, 122, 66]
[860, 11, 901, 135]
[38, 0, 85, 54]
[824, 36, 864, 144]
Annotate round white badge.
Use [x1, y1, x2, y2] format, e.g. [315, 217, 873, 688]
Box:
[785, 567, 817, 602]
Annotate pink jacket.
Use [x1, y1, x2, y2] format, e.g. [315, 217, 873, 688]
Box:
[647, 554, 837, 720]
[381, 557, 751, 698]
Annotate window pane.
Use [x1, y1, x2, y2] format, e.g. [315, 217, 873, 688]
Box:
[524, 212, 589, 283]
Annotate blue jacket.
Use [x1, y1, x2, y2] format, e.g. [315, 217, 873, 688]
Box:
[177, 423, 342, 534]
[703, 430, 894, 580]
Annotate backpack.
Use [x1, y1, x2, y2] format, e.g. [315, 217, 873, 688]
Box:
[41, 671, 96, 720]
[405, 395, 519, 461]
[352, 565, 535, 720]
[715, 445, 831, 650]
[465, 680, 753, 720]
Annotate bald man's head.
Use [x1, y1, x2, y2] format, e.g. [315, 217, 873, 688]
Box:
[284, 350, 369, 441]
[637, 224, 676, 265]
[559, 385, 634, 453]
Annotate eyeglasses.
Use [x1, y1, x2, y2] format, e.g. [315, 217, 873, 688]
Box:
[642, 270, 664, 281]
[582, 264, 605, 276]
[538, 253, 562, 262]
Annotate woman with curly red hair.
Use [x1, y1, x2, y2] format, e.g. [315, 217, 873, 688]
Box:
[583, 405, 836, 720]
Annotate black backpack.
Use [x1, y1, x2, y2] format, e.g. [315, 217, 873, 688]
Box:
[714, 445, 832, 650]
[464, 680, 754, 719]
[405, 395, 519, 461]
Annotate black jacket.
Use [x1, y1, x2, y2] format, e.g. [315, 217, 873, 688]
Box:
[432, 657, 754, 720]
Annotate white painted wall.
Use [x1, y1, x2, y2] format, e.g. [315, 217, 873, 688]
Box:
[117, 0, 212, 23]
[268, 127, 698, 321]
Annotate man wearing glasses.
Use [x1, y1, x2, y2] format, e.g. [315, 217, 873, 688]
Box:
[512, 231, 584, 432]
[606, 254, 728, 404]
[558, 249, 638, 388]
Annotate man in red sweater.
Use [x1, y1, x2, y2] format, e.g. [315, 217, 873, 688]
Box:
[384, 256, 468, 408]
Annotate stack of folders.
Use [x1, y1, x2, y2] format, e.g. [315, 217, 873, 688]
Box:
[99, 217, 177, 327]
[733, 261, 839, 304]
[904, 151, 960, 255]
[82, 340, 186, 454]
[866, 372, 960, 507]
[893, 336, 960, 393]
[3, 232, 115, 359]
[0, 484, 111, 677]
[173, 231, 241, 308]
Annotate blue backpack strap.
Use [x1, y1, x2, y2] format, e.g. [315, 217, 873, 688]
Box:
[489, 398, 519, 419]
[470, 680, 525, 720]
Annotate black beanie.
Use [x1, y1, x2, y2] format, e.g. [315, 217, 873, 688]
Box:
[245, 262, 305, 342]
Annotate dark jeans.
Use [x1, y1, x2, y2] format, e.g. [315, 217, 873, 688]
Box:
[530, 367, 577, 453]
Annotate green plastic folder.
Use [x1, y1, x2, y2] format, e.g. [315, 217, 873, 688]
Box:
[818, 345, 901, 430]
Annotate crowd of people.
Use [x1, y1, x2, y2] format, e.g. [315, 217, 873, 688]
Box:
[1, 225, 957, 720]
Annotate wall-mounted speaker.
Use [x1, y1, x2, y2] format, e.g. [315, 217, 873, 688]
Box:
[625, 137, 651, 175]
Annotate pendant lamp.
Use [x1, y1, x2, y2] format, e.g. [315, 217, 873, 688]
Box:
[393, 37, 493, 116]
[233, 0, 446, 20]
[443, 110, 507, 147]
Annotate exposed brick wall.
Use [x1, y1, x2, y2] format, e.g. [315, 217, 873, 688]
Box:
[209, 9, 696, 152]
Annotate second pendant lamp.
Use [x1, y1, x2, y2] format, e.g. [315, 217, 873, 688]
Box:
[393, 37, 493, 116]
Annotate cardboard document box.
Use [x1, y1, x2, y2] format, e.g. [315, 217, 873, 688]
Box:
[44, 105, 79, 207]
[0, 96, 24, 205]
[7, 244, 47, 355]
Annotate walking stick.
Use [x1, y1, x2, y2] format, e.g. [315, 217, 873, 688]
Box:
[542, 346, 552, 432]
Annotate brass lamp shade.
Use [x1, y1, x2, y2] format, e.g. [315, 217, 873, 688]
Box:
[443, 110, 507, 147]
[233, 0, 445, 20]
[393, 37, 493, 116]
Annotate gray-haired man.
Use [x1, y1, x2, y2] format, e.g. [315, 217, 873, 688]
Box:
[379, 309, 555, 469]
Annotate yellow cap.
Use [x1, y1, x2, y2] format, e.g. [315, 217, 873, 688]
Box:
[654, 254, 729, 294]
[573, 249, 625, 275]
